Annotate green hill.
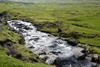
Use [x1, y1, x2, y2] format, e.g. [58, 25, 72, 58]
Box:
[0, 0, 100, 66]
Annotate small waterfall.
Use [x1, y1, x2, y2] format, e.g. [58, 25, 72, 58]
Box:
[7, 20, 93, 67]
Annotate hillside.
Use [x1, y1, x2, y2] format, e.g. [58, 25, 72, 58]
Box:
[0, 0, 100, 52]
[0, 0, 100, 66]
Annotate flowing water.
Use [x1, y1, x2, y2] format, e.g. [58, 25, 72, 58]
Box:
[7, 20, 94, 67]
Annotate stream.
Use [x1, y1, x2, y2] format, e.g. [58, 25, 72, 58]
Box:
[7, 20, 94, 67]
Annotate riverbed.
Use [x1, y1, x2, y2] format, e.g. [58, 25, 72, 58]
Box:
[7, 20, 95, 67]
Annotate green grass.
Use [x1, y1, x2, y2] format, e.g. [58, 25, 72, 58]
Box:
[0, 25, 21, 42]
[0, 0, 100, 53]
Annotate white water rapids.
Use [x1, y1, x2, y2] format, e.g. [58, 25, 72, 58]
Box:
[7, 20, 93, 67]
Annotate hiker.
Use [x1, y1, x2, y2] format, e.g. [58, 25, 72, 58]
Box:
[58, 28, 62, 37]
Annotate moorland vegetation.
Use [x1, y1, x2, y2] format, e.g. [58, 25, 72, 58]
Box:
[0, 0, 100, 66]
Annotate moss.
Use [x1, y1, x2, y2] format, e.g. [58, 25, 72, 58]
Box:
[18, 37, 25, 45]
[77, 44, 83, 47]
[0, 33, 6, 41]
[66, 37, 76, 41]
[91, 47, 100, 54]
[1, 28, 21, 42]
[5, 48, 10, 55]
[77, 44, 100, 54]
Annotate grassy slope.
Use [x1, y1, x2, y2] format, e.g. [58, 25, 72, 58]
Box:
[0, 46, 54, 67]
[0, 0, 100, 52]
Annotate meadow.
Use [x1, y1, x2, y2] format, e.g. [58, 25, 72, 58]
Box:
[0, 0, 100, 53]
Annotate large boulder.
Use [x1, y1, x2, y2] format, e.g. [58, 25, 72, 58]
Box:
[66, 37, 78, 46]
[72, 47, 84, 58]
[46, 53, 61, 65]
[67, 40, 78, 46]
[85, 54, 92, 61]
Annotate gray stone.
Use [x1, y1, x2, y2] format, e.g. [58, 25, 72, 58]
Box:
[46, 53, 59, 65]
[72, 47, 84, 58]
[92, 54, 99, 62]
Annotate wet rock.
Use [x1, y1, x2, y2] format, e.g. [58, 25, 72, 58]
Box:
[85, 54, 92, 61]
[77, 54, 86, 60]
[25, 44, 34, 49]
[19, 29, 26, 33]
[67, 40, 78, 46]
[14, 24, 23, 28]
[11, 20, 19, 23]
[28, 38, 34, 41]
[92, 54, 99, 62]
[57, 55, 81, 67]
[48, 34, 52, 37]
[28, 46, 34, 49]
[29, 36, 39, 41]
[49, 51, 59, 55]
[40, 55, 48, 61]
[72, 47, 84, 58]
[53, 57, 61, 65]
[26, 34, 30, 36]
[46, 54, 59, 65]
[22, 19, 26, 22]
[33, 38, 39, 41]
[23, 26, 32, 30]
[49, 44, 57, 48]
[39, 51, 46, 55]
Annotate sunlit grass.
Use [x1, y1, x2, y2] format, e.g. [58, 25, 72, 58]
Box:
[0, 0, 100, 53]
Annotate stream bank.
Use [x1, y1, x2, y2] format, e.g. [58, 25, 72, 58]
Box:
[7, 20, 99, 67]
